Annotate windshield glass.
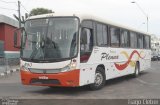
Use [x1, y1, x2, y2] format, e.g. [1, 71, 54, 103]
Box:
[21, 17, 79, 62]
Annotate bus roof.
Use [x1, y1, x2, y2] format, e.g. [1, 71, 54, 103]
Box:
[27, 12, 151, 36]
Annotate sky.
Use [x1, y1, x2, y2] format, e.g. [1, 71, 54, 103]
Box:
[0, 0, 160, 37]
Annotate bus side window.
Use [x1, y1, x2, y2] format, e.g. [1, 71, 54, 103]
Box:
[130, 32, 137, 48]
[80, 28, 93, 63]
[137, 34, 144, 49]
[121, 29, 129, 48]
[110, 26, 120, 47]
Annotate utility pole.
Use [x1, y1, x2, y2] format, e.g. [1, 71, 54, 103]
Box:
[18, 0, 21, 28]
[131, 1, 149, 32]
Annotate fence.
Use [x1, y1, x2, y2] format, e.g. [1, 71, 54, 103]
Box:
[0, 57, 19, 73]
[0, 41, 19, 74]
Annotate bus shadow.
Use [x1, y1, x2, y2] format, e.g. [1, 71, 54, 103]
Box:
[27, 85, 90, 96]
[28, 71, 149, 95]
[105, 71, 148, 86]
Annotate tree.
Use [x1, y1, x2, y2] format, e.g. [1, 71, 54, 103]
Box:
[29, 8, 53, 16]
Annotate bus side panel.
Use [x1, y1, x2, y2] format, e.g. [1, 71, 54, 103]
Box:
[79, 64, 97, 86]
[88, 47, 137, 79]
[79, 47, 151, 86]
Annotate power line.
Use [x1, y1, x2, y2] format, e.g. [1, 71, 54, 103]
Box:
[0, 0, 29, 13]
[20, 3, 29, 13]
[0, 7, 17, 11]
[0, 0, 16, 4]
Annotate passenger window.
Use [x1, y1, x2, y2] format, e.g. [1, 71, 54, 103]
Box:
[80, 28, 93, 63]
[102, 25, 108, 45]
[137, 34, 143, 49]
[121, 29, 129, 47]
[97, 24, 103, 46]
[110, 26, 120, 47]
[130, 32, 137, 48]
[96, 23, 108, 46]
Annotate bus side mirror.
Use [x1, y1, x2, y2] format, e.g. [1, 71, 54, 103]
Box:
[14, 29, 21, 49]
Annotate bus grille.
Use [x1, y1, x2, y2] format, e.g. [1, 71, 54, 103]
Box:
[30, 79, 60, 85]
[29, 68, 61, 74]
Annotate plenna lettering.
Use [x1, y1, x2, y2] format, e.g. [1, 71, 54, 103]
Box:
[101, 53, 119, 60]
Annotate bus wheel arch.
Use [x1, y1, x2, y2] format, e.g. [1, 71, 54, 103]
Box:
[97, 65, 105, 73]
[89, 65, 106, 90]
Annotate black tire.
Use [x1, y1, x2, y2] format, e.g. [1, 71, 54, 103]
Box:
[133, 62, 140, 77]
[89, 67, 106, 90]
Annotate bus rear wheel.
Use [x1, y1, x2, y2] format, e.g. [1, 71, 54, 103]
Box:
[134, 62, 140, 77]
[89, 67, 106, 90]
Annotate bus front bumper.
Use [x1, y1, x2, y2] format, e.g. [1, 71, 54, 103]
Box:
[20, 69, 80, 87]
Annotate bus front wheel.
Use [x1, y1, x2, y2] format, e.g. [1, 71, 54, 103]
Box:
[89, 67, 106, 90]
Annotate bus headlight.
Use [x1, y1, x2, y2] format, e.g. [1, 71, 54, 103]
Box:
[61, 65, 71, 72]
[61, 62, 77, 72]
[20, 65, 29, 71]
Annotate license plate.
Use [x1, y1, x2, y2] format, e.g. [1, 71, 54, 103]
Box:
[38, 76, 49, 80]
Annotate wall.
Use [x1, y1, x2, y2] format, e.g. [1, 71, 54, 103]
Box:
[4, 24, 20, 58]
[4, 24, 18, 51]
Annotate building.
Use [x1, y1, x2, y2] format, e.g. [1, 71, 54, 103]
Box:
[0, 14, 19, 58]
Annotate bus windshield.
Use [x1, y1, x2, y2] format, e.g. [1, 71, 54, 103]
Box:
[21, 17, 79, 62]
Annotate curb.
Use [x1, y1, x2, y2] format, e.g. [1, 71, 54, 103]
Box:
[0, 68, 19, 77]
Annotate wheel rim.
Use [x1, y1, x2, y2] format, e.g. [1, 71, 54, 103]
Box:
[94, 72, 103, 86]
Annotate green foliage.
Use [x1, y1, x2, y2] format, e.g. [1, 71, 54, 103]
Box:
[29, 8, 53, 16]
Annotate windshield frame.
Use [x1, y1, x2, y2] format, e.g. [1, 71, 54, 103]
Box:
[21, 16, 80, 63]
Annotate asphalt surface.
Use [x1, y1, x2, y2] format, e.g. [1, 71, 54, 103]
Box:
[0, 61, 160, 99]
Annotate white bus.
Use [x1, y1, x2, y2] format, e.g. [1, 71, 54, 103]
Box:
[14, 13, 151, 90]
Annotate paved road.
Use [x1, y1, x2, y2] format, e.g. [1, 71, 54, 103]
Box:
[0, 61, 160, 99]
